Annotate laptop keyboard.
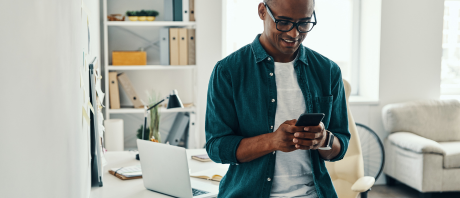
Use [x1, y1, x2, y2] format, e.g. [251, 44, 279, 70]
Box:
[192, 188, 209, 196]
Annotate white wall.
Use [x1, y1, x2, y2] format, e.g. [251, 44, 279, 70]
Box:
[350, 0, 444, 184]
[195, 0, 223, 147]
[0, 0, 99, 197]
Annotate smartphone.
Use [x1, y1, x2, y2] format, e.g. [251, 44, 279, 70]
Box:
[295, 113, 325, 126]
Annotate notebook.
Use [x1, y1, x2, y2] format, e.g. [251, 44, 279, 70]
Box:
[190, 167, 228, 182]
[109, 165, 142, 180]
[191, 154, 212, 162]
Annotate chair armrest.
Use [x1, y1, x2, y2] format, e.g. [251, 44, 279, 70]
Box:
[387, 132, 445, 155]
[351, 176, 375, 192]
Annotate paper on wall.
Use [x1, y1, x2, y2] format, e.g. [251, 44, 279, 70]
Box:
[82, 106, 90, 124]
[95, 79, 104, 103]
[88, 101, 94, 114]
[80, 70, 84, 88]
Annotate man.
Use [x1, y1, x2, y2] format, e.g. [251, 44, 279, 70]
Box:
[205, 0, 350, 197]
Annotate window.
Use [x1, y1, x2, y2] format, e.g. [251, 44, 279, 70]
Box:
[441, 1, 460, 97]
[224, 0, 361, 95]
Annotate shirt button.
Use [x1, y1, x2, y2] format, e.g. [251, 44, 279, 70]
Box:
[270, 125, 273, 129]
[267, 177, 271, 181]
[269, 73, 273, 76]
[271, 99, 275, 102]
[268, 57, 271, 61]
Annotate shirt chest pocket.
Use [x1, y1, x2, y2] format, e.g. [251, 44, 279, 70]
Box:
[313, 95, 333, 128]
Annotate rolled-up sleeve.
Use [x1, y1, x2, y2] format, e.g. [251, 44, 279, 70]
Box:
[327, 64, 351, 162]
[205, 62, 244, 164]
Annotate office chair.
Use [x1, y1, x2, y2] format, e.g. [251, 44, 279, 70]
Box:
[324, 79, 375, 198]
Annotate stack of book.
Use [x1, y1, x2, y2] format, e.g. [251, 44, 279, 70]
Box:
[164, 0, 195, 22]
[160, 28, 195, 66]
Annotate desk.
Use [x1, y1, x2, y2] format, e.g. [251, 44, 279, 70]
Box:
[90, 149, 228, 198]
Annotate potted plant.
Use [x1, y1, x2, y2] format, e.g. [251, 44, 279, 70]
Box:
[126, 11, 138, 21]
[146, 10, 159, 21]
[138, 10, 147, 21]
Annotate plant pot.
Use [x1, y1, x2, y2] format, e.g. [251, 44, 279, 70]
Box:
[138, 16, 147, 21]
[128, 16, 138, 21]
[146, 16, 156, 21]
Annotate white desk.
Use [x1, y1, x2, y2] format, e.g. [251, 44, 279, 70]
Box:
[90, 149, 228, 198]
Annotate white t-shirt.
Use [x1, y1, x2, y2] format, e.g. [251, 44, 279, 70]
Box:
[270, 58, 318, 198]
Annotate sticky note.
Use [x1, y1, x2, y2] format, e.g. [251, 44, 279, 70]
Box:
[82, 107, 90, 124]
[88, 101, 94, 114]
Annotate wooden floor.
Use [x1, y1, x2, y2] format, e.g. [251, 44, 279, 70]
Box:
[368, 184, 460, 198]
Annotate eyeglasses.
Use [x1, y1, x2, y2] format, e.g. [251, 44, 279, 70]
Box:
[265, 3, 317, 33]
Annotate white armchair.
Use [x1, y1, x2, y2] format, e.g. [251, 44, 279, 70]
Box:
[382, 99, 460, 198]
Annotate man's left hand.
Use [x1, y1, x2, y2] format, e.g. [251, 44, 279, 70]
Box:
[292, 122, 327, 150]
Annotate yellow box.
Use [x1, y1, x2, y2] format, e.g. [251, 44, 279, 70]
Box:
[112, 51, 147, 65]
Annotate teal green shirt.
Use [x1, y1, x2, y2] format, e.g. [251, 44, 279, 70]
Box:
[205, 35, 350, 198]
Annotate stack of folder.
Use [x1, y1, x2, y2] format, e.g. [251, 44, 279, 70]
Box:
[164, 0, 195, 22]
[108, 72, 143, 109]
[160, 28, 195, 66]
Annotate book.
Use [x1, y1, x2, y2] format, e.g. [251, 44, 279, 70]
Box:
[187, 29, 196, 65]
[169, 28, 180, 65]
[109, 165, 142, 180]
[190, 167, 228, 182]
[160, 28, 170, 65]
[173, 0, 183, 21]
[165, 112, 189, 146]
[182, 0, 189, 22]
[164, 0, 174, 21]
[189, 0, 195, 21]
[108, 72, 120, 109]
[178, 28, 188, 65]
[191, 154, 211, 162]
[117, 73, 144, 108]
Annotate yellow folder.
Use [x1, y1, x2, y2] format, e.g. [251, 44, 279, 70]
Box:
[179, 28, 189, 65]
[108, 72, 120, 109]
[169, 28, 180, 65]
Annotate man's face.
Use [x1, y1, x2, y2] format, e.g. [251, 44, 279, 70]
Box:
[261, 0, 314, 55]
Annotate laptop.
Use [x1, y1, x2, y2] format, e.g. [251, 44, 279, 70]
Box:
[137, 139, 219, 198]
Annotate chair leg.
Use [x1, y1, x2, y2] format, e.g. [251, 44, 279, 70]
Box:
[360, 189, 370, 198]
[419, 192, 432, 198]
[386, 175, 396, 186]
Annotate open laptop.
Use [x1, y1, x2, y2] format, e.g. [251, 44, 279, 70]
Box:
[137, 139, 219, 198]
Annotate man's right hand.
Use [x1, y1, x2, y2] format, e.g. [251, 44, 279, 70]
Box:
[271, 119, 305, 152]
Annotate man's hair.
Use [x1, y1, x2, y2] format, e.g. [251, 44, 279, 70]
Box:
[263, 0, 315, 8]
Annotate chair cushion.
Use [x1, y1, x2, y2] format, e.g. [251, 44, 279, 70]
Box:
[388, 132, 445, 155]
[382, 99, 460, 142]
[439, 141, 460, 168]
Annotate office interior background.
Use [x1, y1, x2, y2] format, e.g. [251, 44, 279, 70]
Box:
[0, 0, 459, 197]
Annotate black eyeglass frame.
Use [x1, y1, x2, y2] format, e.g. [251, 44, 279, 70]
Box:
[264, 3, 317, 33]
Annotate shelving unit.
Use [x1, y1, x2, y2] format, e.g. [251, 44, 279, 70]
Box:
[108, 107, 196, 114]
[107, 65, 196, 71]
[102, 0, 198, 149]
[107, 21, 196, 26]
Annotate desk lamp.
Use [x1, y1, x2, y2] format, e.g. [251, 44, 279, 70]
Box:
[136, 89, 184, 160]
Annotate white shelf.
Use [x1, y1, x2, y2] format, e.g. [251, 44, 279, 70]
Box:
[108, 107, 195, 114]
[108, 65, 196, 70]
[107, 21, 196, 27]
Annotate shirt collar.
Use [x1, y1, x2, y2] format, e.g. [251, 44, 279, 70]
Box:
[250, 34, 308, 65]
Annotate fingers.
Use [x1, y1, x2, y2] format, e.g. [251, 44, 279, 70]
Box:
[302, 122, 324, 132]
[293, 138, 320, 147]
[283, 124, 305, 133]
[295, 144, 313, 150]
[293, 131, 322, 139]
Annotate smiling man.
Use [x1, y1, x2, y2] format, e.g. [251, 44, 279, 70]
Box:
[205, 0, 350, 197]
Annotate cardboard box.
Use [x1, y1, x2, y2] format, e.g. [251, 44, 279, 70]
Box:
[112, 51, 147, 65]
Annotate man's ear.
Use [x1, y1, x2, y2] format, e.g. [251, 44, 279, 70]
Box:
[258, 3, 265, 20]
